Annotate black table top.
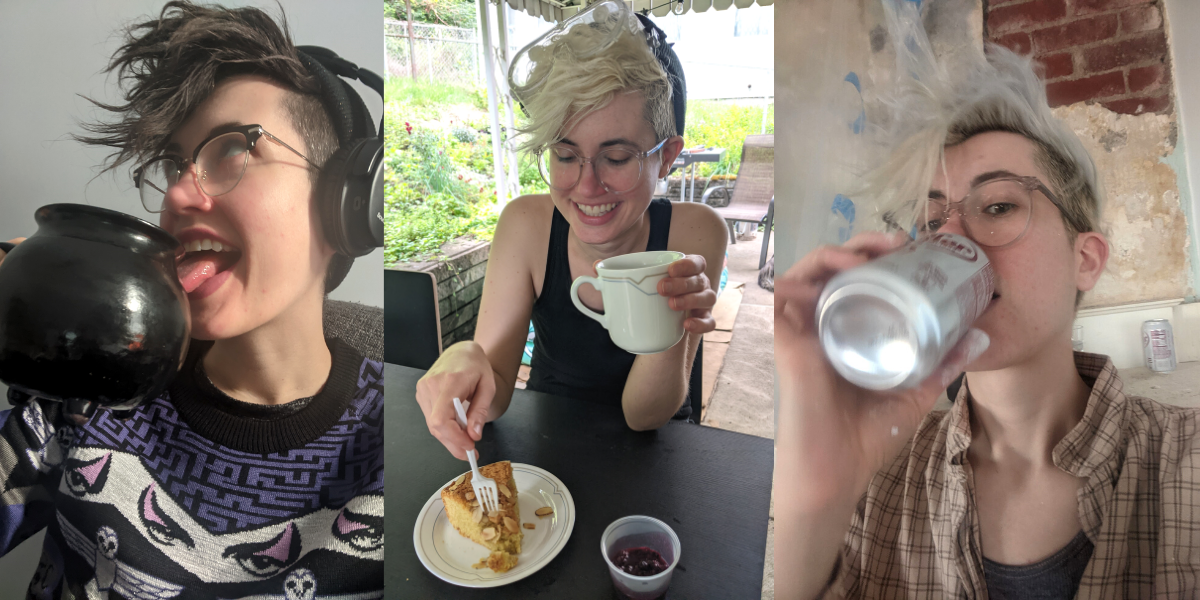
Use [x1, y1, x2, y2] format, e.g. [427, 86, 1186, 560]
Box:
[386, 363, 774, 599]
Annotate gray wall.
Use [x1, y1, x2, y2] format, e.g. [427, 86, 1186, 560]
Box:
[0, 0, 381, 586]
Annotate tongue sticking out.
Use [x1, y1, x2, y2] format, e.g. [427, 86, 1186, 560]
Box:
[177, 251, 240, 294]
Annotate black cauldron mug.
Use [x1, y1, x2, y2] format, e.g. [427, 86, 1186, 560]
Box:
[0, 204, 190, 419]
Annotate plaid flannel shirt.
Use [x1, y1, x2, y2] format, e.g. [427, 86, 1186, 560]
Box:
[831, 352, 1200, 599]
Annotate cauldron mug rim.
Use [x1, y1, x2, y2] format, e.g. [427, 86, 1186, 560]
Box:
[33, 203, 182, 256]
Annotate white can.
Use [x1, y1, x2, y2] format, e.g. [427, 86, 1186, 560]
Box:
[817, 233, 995, 390]
[1142, 319, 1177, 373]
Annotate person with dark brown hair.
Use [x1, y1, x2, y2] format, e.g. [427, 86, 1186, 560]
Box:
[0, 2, 383, 595]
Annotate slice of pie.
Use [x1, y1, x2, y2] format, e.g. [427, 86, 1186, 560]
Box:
[441, 460, 523, 572]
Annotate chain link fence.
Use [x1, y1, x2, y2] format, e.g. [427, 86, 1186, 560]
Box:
[385, 18, 483, 85]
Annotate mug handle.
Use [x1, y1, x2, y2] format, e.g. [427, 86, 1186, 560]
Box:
[569, 276, 607, 328]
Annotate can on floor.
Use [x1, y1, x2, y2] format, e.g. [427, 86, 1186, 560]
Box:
[1142, 319, 1177, 373]
[817, 233, 995, 391]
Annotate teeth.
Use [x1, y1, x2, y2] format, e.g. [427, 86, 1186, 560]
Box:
[184, 238, 234, 253]
[578, 202, 617, 217]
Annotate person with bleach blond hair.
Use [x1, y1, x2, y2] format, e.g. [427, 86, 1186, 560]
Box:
[416, 1, 728, 460]
[775, 20, 1200, 600]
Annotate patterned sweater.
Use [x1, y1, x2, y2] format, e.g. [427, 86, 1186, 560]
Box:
[0, 338, 384, 599]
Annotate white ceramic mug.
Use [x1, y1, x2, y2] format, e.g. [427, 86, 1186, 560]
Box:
[570, 250, 686, 354]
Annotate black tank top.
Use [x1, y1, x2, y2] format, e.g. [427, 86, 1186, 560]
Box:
[526, 198, 672, 405]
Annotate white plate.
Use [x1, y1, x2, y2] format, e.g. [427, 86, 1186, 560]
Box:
[413, 463, 575, 587]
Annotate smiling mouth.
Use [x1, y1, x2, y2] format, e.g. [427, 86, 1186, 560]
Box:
[576, 202, 619, 218]
[176, 240, 242, 294]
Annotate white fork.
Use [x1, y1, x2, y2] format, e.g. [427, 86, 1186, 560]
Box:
[452, 397, 500, 514]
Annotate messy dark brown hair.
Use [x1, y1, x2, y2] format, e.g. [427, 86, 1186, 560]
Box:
[74, 1, 352, 292]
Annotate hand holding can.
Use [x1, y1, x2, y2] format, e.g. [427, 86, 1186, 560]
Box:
[816, 233, 996, 391]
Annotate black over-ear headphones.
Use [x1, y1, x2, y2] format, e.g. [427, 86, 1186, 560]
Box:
[295, 46, 385, 258]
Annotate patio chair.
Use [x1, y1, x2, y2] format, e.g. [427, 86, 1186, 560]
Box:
[384, 268, 443, 369]
[702, 134, 774, 270]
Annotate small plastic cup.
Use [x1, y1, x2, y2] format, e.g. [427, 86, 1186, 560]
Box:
[601, 515, 682, 600]
[1072, 324, 1084, 352]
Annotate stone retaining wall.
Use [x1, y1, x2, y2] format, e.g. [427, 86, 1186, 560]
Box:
[394, 237, 491, 349]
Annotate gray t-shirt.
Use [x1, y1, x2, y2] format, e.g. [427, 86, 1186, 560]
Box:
[983, 531, 1095, 600]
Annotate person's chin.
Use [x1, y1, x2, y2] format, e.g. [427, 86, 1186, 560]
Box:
[186, 282, 245, 340]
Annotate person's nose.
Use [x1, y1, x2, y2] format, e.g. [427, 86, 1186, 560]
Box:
[575, 159, 606, 197]
[161, 164, 214, 215]
[934, 203, 971, 238]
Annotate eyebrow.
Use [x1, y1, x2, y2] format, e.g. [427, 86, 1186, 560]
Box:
[928, 169, 1021, 200]
[557, 137, 643, 149]
[164, 121, 248, 155]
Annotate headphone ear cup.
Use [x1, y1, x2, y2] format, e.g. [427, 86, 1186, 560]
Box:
[317, 137, 384, 258]
[317, 145, 356, 257]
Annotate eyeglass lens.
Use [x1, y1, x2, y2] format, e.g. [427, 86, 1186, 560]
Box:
[538, 146, 646, 194]
[920, 179, 1034, 247]
[139, 131, 251, 212]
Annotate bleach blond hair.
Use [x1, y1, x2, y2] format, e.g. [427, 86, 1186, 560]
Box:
[862, 8, 1102, 240]
[514, 25, 675, 155]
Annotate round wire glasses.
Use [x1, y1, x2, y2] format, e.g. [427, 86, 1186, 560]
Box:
[133, 124, 316, 213]
[919, 175, 1066, 248]
[535, 138, 668, 195]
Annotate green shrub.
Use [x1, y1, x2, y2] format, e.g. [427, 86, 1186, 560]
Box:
[384, 84, 498, 264]
[684, 101, 775, 178]
[385, 0, 477, 28]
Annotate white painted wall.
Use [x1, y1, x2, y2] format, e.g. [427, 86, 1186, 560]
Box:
[1074, 299, 1191, 370]
[1164, 0, 1200, 303]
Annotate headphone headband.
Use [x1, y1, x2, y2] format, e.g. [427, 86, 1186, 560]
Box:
[294, 46, 386, 262]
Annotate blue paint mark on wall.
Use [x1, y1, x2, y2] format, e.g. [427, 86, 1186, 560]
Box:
[832, 194, 856, 243]
[844, 72, 866, 135]
[844, 71, 862, 92]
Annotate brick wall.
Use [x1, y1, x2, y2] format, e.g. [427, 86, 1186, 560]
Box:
[987, 0, 1173, 115]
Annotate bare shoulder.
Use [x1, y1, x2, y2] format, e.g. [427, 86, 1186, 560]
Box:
[497, 194, 555, 231]
[667, 201, 728, 258]
[493, 195, 554, 252]
[488, 195, 555, 282]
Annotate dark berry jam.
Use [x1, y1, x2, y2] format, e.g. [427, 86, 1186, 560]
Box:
[613, 546, 669, 576]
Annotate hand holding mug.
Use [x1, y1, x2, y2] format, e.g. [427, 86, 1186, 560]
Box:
[571, 251, 690, 354]
[656, 254, 716, 334]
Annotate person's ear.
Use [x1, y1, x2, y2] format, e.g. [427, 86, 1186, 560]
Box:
[1074, 230, 1108, 294]
[657, 135, 685, 179]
